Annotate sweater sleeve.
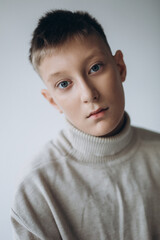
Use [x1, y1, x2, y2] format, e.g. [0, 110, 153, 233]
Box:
[11, 209, 41, 240]
[10, 170, 63, 240]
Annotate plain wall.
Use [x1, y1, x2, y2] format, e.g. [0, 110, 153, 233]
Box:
[1, 0, 160, 239]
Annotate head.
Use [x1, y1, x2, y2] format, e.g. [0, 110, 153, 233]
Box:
[29, 10, 127, 137]
[29, 10, 111, 71]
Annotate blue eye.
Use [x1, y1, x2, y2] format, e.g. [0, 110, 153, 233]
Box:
[90, 64, 101, 74]
[58, 81, 70, 89]
[58, 81, 71, 89]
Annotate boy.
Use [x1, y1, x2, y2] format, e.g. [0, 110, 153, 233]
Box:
[11, 10, 160, 240]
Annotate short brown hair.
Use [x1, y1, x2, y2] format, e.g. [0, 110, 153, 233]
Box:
[29, 10, 111, 71]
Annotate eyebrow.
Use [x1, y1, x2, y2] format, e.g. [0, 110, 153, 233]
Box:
[85, 50, 107, 61]
[47, 71, 67, 83]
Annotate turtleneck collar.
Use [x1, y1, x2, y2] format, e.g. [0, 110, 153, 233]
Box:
[63, 112, 134, 161]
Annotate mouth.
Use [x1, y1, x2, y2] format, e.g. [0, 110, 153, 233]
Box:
[87, 107, 109, 118]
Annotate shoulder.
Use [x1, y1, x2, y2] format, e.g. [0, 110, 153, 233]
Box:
[17, 128, 70, 182]
[132, 126, 160, 155]
[12, 131, 69, 210]
[16, 139, 64, 184]
[11, 137, 67, 238]
[133, 126, 160, 143]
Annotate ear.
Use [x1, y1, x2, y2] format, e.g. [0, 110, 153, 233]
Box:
[113, 50, 127, 82]
[41, 89, 63, 113]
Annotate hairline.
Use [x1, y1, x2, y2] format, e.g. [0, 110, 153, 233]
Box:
[32, 32, 112, 73]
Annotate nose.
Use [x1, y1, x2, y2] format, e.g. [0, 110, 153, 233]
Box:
[79, 79, 99, 103]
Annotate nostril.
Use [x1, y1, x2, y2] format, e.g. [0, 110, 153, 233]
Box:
[82, 93, 99, 103]
[80, 81, 99, 103]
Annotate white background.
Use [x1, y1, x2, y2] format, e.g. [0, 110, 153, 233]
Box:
[1, 0, 160, 239]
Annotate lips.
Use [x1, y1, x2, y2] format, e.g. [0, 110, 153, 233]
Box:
[87, 107, 109, 118]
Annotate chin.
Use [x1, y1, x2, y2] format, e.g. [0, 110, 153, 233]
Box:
[95, 130, 112, 137]
[89, 119, 123, 137]
[86, 126, 112, 137]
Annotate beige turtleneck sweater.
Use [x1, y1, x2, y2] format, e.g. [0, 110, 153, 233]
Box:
[11, 114, 160, 240]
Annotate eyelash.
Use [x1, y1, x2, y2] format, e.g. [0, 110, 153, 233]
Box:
[56, 63, 103, 89]
[56, 80, 71, 89]
[89, 63, 103, 74]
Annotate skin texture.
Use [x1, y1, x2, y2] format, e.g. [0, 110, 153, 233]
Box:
[39, 34, 127, 137]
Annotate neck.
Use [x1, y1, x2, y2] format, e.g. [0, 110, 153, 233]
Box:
[63, 112, 133, 161]
[101, 113, 126, 138]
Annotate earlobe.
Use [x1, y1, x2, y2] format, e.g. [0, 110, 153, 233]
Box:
[114, 50, 127, 82]
[41, 89, 63, 113]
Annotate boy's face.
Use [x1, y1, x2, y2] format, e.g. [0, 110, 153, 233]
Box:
[39, 34, 126, 137]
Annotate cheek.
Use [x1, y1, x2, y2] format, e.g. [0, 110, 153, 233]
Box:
[100, 76, 122, 96]
[58, 99, 78, 117]
[48, 85, 80, 115]
[58, 92, 80, 113]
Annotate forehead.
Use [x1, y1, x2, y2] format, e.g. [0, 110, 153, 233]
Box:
[43, 33, 110, 61]
[39, 34, 112, 80]
[56, 33, 109, 55]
